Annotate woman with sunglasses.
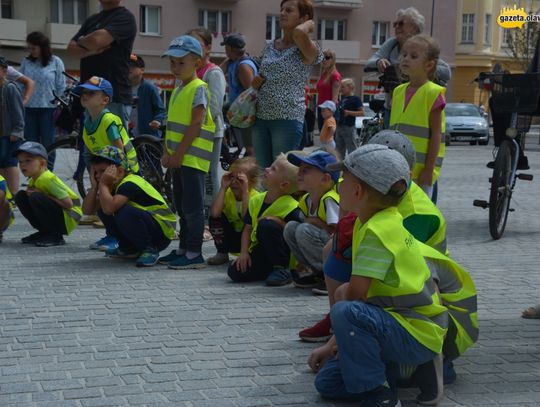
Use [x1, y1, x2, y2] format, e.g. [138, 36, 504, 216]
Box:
[365, 7, 451, 128]
[316, 49, 341, 131]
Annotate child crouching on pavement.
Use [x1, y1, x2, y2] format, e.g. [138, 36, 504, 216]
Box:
[308, 144, 448, 407]
[0, 174, 14, 242]
[14, 141, 81, 246]
[284, 150, 340, 288]
[82, 146, 176, 267]
[207, 157, 260, 265]
[228, 153, 302, 286]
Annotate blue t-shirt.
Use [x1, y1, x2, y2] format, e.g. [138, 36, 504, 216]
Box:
[227, 57, 258, 103]
[338, 95, 362, 127]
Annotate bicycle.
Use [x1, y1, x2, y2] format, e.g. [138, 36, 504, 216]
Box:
[220, 104, 246, 171]
[357, 98, 385, 145]
[473, 73, 538, 239]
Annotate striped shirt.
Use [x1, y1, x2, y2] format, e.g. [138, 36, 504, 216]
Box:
[352, 230, 398, 286]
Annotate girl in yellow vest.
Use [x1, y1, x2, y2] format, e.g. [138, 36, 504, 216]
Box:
[0, 174, 14, 242]
[14, 141, 81, 247]
[390, 34, 446, 199]
[207, 157, 260, 266]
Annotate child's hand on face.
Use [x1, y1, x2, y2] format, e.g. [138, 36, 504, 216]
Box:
[220, 172, 232, 189]
[236, 172, 249, 192]
[90, 167, 99, 189]
[99, 165, 117, 186]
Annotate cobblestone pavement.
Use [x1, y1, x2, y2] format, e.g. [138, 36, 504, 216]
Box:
[2, 140, 540, 407]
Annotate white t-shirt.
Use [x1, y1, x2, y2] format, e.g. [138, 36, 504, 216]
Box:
[303, 195, 339, 226]
[7, 66, 22, 82]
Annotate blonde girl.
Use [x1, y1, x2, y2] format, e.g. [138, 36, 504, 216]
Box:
[207, 157, 260, 265]
[316, 49, 341, 130]
[389, 34, 445, 199]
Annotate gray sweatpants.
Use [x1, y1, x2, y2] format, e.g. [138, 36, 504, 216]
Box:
[283, 221, 331, 272]
[335, 125, 358, 159]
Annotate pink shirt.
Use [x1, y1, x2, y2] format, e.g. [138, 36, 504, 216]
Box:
[404, 86, 446, 112]
[316, 70, 342, 104]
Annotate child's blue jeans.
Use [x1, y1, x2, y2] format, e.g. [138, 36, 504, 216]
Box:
[315, 301, 436, 400]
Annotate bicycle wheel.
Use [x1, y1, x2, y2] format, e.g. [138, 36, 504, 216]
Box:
[47, 137, 88, 198]
[488, 139, 513, 239]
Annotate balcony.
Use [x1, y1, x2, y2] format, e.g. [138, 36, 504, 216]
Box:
[46, 23, 81, 48]
[0, 18, 27, 47]
[319, 40, 361, 64]
[314, 0, 362, 9]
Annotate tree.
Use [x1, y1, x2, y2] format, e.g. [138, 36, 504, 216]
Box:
[504, 10, 540, 71]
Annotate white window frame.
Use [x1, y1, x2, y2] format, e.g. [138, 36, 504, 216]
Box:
[199, 9, 231, 35]
[461, 13, 475, 43]
[51, 0, 87, 25]
[266, 15, 282, 41]
[318, 18, 346, 41]
[484, 14, 492, 45]
[0, 0, 12, 19]
[140, 5, 161, 36]
[372, 21, 390, 48]
[501, 27, 512, 47]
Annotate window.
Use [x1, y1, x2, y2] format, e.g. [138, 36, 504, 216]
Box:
[484, 14, 492, 45]
[266, 15, 281, 41]
[501, 27, 512, 47]
[50, 0, 88, 24]
[199, 9, 230, 34]
[461, 13, 475, 43]
[372, 21, 389, 47]
[1, 0, 12, 18]
[317, 19, 346, 41]
[140, 5, 161, 35]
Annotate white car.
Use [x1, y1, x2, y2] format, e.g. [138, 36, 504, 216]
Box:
[445, 103, 490, 146]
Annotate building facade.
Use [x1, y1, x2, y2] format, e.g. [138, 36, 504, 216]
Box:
[0, 0, 457, 100]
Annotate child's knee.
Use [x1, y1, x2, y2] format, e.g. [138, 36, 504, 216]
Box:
[314, 359, 347, 400]
[283, 221, 299, 244]
[330, 301, 378, 336]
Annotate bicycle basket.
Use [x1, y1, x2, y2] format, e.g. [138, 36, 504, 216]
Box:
[491, 73, 540, 114]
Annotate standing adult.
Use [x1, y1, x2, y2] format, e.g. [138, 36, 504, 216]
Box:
[316, 49, 341, 130]
[251, 0, 323, 169]
[20, 31, 65, 168]
[219, 33, 257, 156]
[67, 0, 136, 127]
[365, 7, 451, 127]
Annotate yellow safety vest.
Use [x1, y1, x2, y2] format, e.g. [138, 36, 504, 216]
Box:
[29, 170, 82, 234]
[115, 174, 177, 240]
[420, 243, 478, 359]
[223, 188, 260, 233]
[83, 112, 140, 173]
[352, 207, 448, 353]
[390, 81, 446, 183]
[248, 191, 298, 252]
[0, 174, 14, 228]
[165, 78, 216, 173]
[298, 189, 340, 224]
[398, 182, 447, 254]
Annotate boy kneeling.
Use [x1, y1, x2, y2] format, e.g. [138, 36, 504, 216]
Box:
[82, 146, 175, 267]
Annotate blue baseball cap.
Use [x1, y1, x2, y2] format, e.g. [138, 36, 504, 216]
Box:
[74, 76, 113, 98]
[162, 35, 203, 58]
[287, 151, 340, 182]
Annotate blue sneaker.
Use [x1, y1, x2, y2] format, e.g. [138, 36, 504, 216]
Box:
[158, 249, 184, 265]
[168, 254, 205, 270]
[136, 248, 160, 267]
[265, 267, 292, 286]
[89, 235, 118, 251]
[105, 247, 140, 259]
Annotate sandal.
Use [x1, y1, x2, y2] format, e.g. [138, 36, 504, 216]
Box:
[522, 305, 540, 319]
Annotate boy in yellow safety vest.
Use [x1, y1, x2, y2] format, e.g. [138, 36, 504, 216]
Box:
[157, 35, 216, 270]
[14, 141, 81, 247]
[0, 174, 14, 243]
[308, 144, 447, 407]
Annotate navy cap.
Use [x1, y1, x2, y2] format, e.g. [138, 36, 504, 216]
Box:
[288, 151, 340, 182]
[162, 35, 203, 58]
[74, 76, 113, 98]
[13, 141, 48, 160]
[220, 33, 246, 49]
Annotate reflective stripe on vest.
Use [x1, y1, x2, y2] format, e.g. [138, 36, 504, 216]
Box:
[390, 82, 446, 182]
[298, 189, 340, 223]
[352, 208, 448, 353]
[28, 170, 82, 234]
[83, 112, 140, 173]
[115, 174, 177, 239]
[165, 79, 216, 173]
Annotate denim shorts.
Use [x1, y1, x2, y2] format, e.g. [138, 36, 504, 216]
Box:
[0, 137, 22, 168]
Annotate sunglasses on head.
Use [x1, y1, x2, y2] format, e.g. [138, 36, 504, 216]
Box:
[393, 20, 405, 28]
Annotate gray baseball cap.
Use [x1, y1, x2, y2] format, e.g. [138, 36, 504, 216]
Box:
[367, 130, 416, 171]
[326, 144, 410, 195]
[13, 141, 48, 160]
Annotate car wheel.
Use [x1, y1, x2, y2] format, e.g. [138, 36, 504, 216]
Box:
[470, 140, 478, 146]
[445, 134, 451, 146]
[479, 139, 489, 146]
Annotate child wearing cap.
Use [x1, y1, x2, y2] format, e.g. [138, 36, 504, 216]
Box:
[14, 141, 82, 246]
[227, 154, 303, 286]
[307, 144, 448, 407]
[283, 150, 340, 288]
[157, 35, 216, 270]
[82, 146, 175, 267]
[0, 56, 25, 196]
[0, 174, 14, 242]
[318, 100, 337, 151]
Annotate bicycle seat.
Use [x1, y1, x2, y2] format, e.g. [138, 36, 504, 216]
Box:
[369, 99, 385, 113]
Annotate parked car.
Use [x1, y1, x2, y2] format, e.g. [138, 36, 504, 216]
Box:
[445, 103, 490, 146]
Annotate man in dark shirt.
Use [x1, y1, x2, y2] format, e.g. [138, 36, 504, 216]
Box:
[67, 0, 136, 127]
